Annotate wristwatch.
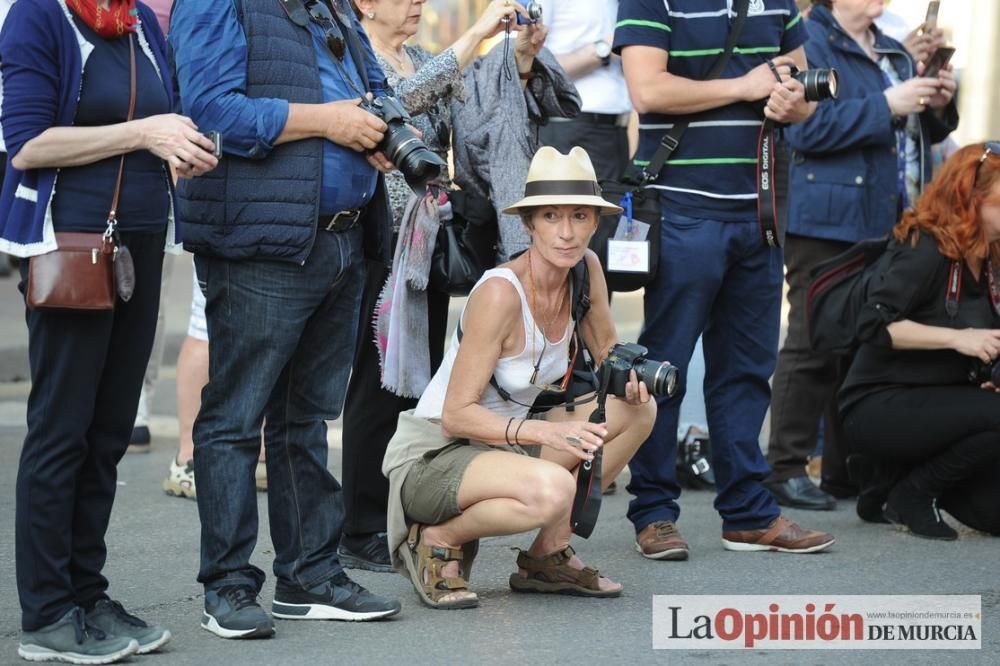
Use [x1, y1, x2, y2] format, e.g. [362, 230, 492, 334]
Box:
[594, 40, 612, 67]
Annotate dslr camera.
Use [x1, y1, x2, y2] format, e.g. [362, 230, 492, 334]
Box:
[787, 64, 839, 102]
[602, 342, 678, 398]
[968, 359, 1000, 385]
[359, 95, 447, 194]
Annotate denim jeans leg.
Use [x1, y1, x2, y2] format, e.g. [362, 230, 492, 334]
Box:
[265, 227, 366, 589]
[193, 238, 350, 591]
[627, 210, 726, 531]
[703, 220, 783, 531]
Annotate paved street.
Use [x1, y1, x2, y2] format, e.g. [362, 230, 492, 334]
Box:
[0, 260, 997, 665]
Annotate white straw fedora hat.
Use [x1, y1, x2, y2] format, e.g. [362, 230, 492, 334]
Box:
[502, 146, 623, 216]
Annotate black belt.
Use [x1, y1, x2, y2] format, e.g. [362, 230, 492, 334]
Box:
[552, 112, 630, 128]
[320, 208, 362, 232]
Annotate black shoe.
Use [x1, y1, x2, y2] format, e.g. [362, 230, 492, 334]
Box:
[883, 479, 958, 541]
[202, 585, 274, 640]
[765, 476, 836, 511]
[603, 480, 617, 496]
[86, 599, 171, 654]
[338, 532, 394, 573]
[272, 572, 401, 621]
[127, 425, 151, 454]
[846, 454, 890, 524]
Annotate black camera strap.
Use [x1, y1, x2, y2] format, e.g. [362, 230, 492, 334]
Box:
[637, 0, 750, 186]
[278, 0, 372, 94]
[756, 60, 790, 248]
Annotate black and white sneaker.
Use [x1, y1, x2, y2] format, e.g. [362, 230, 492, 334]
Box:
[85, 599, 170, 654]
[201, 585, 274, 639]
[272, 572, 401, 621]
[18, 607, 138, 664]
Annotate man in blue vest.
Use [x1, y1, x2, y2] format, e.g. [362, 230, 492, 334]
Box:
[614, 0, 835, 559]
[170, 0, 401, 639]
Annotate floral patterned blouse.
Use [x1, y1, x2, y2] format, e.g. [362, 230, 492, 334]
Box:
[374, 45, 465, 228]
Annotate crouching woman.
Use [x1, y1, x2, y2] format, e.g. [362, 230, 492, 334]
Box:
[383, 147, 655, 609]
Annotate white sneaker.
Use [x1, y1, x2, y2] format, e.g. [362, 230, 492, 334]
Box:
[163, 458, 195, 499]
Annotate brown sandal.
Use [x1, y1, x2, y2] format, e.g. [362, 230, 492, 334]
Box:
[508, 546, 622, 598]
[399, 524, 479, 610]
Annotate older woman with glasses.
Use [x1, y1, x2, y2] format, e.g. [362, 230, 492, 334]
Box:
[339, 0, 579, 572]
[383, 147, 656, 609]
[839, 143, 1000, 541]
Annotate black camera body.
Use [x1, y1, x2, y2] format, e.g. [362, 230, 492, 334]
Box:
[359, 95, 446, 194]
[968, 360, 1000, 386]
[516, 1, 542, 25]
[788, 65, 838, 103]
[602, 342, 678, 398]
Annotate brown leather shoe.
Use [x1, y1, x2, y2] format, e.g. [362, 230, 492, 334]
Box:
[635, 521, 689, 560]
[722, 516, 834, 553]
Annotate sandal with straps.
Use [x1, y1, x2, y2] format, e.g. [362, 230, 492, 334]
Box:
[399, 524, 479, 610]
[508, 546, 622, 598]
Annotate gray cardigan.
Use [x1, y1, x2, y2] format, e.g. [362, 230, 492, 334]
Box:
[451, 41, 580, 261]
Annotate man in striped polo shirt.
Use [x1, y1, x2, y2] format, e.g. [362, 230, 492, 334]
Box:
[614, 0, 835, 558]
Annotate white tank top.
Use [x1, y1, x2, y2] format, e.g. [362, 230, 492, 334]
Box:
[413, 268, 573, 420]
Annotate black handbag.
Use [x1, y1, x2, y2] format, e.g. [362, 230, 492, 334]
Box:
[429, 190, 498, 296]
[591, 0, 750, 292]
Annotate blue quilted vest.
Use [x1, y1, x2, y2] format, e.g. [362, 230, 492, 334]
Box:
[175, 0, 390, 265]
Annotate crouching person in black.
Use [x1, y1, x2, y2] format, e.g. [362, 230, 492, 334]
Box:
[383, 147, 656, 609]
[840, 143, 1000, 540]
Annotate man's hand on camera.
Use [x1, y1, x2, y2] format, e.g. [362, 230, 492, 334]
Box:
[323, 98, 387, 152]
[764, 77, 814, 124]
[367, 151, 394, 173]
[740, 56, 794, 103]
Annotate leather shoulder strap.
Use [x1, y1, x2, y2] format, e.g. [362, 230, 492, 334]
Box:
[108, 34, 138, 228]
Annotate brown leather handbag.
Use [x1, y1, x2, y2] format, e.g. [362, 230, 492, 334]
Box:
[26, 34, 138, 312]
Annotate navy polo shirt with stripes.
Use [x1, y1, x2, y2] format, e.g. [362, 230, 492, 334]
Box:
[614, 0, 807, 221]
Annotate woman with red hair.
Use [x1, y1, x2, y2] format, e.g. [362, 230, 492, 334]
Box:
[839, 142, 1000, 540]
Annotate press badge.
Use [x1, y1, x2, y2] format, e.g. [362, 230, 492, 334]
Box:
[607, 215, 650, 273]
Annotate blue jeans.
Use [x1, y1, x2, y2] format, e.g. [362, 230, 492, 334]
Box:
[627, 210, 783, 532]
[193, 226, 365, 592]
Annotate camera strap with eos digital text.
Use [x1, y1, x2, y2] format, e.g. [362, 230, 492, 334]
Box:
[756, 60, 792, 249]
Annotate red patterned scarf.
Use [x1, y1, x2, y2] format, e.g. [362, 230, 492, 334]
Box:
[67, 0, 138, 39]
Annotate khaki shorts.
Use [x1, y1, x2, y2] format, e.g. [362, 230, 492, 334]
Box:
[401, 440, 530, 526]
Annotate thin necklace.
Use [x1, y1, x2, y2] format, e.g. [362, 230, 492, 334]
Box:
[526, 249, 568, 384]
[372, 37, 410, 72]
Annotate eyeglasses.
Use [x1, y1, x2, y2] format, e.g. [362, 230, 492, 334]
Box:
[975, 141, 1000, 185]
[303, 0, 346, 60]
[529, 332, 580, 394]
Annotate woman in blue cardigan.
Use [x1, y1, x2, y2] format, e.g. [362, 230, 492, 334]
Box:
[764, 0, 958, 511]
[0, 1, 216, 662]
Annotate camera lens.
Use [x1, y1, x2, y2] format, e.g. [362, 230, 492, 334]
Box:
[380, 125, 447, 195]
[634, 358, 678, 397]
[990, 362, 1000, 386]
[796, 68, 839, 102]
[526, 1, 542, 19]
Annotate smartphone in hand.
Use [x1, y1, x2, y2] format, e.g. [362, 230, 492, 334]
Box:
[923, 46, 955, 78]
[923, 1, 941, 33]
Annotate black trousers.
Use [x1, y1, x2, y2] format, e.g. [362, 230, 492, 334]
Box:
[538, 117, 630, 183]
[16, 231, 164, 631]
[842, 385, 1000, 535]
[767, 234, 854, 490]
[340, 259, 449, 537]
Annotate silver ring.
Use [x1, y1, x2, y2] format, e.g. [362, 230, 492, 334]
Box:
[565, 435, 583, 448]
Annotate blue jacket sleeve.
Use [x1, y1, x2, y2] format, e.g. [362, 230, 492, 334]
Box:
[785, 25, 895, 154]
[0, 2, 60, 160]
[169, 0, 289, 159]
